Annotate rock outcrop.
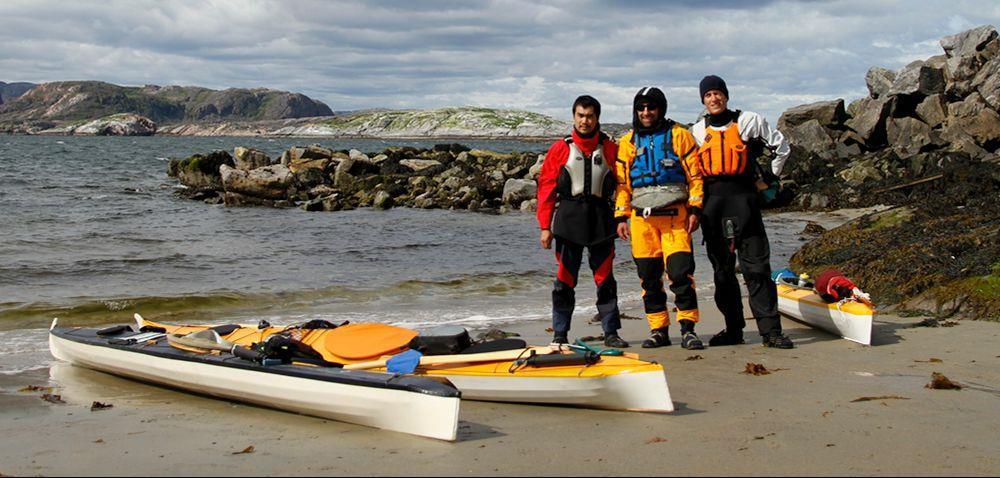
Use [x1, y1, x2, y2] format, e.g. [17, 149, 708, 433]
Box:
[778, 25, 1000, 321]
[72, 114, 157, 136]
[169, 143, 546, 213]
[781, 24, 1000, 210]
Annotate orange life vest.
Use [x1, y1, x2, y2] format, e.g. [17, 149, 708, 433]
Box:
[697, 121, 748, 177]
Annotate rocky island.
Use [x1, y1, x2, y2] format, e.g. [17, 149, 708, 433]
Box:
[0, 80, 568, 138]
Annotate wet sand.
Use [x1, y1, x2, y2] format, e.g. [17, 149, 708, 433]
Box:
[2, 304, 999, 476]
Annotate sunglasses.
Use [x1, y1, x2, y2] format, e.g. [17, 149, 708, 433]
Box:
[636, 104, 658, 112]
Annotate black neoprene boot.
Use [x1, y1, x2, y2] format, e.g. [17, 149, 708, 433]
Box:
[603, 333, 630, 349]
[641, 328, 670, 348]
[681, 332, 705, 350]
[762, 332, 794, 349]
[708, 329, 745, 346]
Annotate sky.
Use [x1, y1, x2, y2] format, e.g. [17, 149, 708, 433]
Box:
[2, 0, 999, 124]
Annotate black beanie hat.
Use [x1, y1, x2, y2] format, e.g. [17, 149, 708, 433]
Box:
[699, 75, 729, 102]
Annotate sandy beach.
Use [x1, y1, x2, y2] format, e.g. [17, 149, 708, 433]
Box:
[2, 302, 998, 477]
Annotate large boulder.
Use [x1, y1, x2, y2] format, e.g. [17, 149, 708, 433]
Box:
[948, 108, 1000, 150]
[845, 97, 891, 147]
[293, 165, 328, 189]
[468, 149, 516, 163]
[941, 25, 1000, 97]
[886, 117, 932, 158]
[778, 99, 846, 130]
[948, 92, 988, 119]
[289, 145, 335, 161]
[937, 127, 992, 159]
[526, 154, 545, 180]
[888, 60, 946, 97]
[836, 157, 884, 187]
[399, 159, 443, 173]
[220, 164, 293, 199]
[786, 119, 836, 160]
[915, 94, 949, 128]
[288, 158, 332, 174]
[173, 151, 234, 190]
[233, 147, 271, 170]
[865, 67, 896, 99]
[972, 56, 1000, 110]
[501, 178, 537, 205]
[348, 149, 369, 162]
[334, 155, 356, 188]
[941, 25, 1000, 61]
[372, 190, 394, 209]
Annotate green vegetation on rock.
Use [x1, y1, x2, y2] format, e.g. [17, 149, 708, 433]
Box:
[790, 158, 1000, 320]
[321, 107, 565, 135]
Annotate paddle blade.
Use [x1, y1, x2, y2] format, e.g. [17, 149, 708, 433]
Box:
[386, 349, 423, 374]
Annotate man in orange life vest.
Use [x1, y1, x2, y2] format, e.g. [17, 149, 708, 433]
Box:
[615, 87, 705, 350]
[536, 95, 629, 348]
[690, 75, 794, 349]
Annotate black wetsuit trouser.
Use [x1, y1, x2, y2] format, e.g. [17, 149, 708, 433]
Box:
[701, 192, 782, 337]
[551, 237, 621, 335]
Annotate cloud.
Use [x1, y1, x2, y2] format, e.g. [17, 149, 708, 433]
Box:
[0, 0, 998, 124]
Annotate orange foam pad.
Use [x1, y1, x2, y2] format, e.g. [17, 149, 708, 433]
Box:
[321, 323, 418, 360]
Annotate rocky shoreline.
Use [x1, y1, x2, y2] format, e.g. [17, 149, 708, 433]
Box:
[168, 143, 545, 213]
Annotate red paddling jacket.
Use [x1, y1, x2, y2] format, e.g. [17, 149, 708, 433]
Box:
[536, 129, 619, 246]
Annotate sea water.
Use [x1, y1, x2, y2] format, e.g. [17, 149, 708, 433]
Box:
[0, 135, 830, 374]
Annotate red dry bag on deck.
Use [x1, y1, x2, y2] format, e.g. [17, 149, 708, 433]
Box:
[814, 269, 859, 303]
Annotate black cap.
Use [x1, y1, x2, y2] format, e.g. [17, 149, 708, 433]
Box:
[699, 75, 729, 102]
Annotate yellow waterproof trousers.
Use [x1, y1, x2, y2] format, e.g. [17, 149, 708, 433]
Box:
[630, 207, 700, 330]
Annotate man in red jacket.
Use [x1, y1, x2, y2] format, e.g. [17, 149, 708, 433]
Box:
[536, 95, 628, 348]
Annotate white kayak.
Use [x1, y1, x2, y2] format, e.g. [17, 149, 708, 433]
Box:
[776, 283, 874, 345]
[48, 319, 461, 441]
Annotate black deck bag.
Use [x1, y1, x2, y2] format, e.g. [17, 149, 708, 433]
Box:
[408, 325, 472, 355]
[461, 338, 528, 354]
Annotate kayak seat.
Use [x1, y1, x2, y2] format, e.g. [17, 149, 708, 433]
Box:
[97, 324, 133, 337]
[209, 324, 242, 337]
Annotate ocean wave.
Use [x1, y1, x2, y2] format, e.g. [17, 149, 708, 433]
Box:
[394, 270, 549, 290]
[0, 363, 54, 376]
[0, 269, 556, 332]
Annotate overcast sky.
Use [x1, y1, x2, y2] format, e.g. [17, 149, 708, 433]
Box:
[2, 1, 999, 123]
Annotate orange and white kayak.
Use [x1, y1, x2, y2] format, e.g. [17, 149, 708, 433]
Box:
[776, 282, 874, 345]
[137, 315, 674, 413]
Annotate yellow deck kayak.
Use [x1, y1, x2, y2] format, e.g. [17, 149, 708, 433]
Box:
[776, 283, 874, 345]
[137, 316, 673, 412]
